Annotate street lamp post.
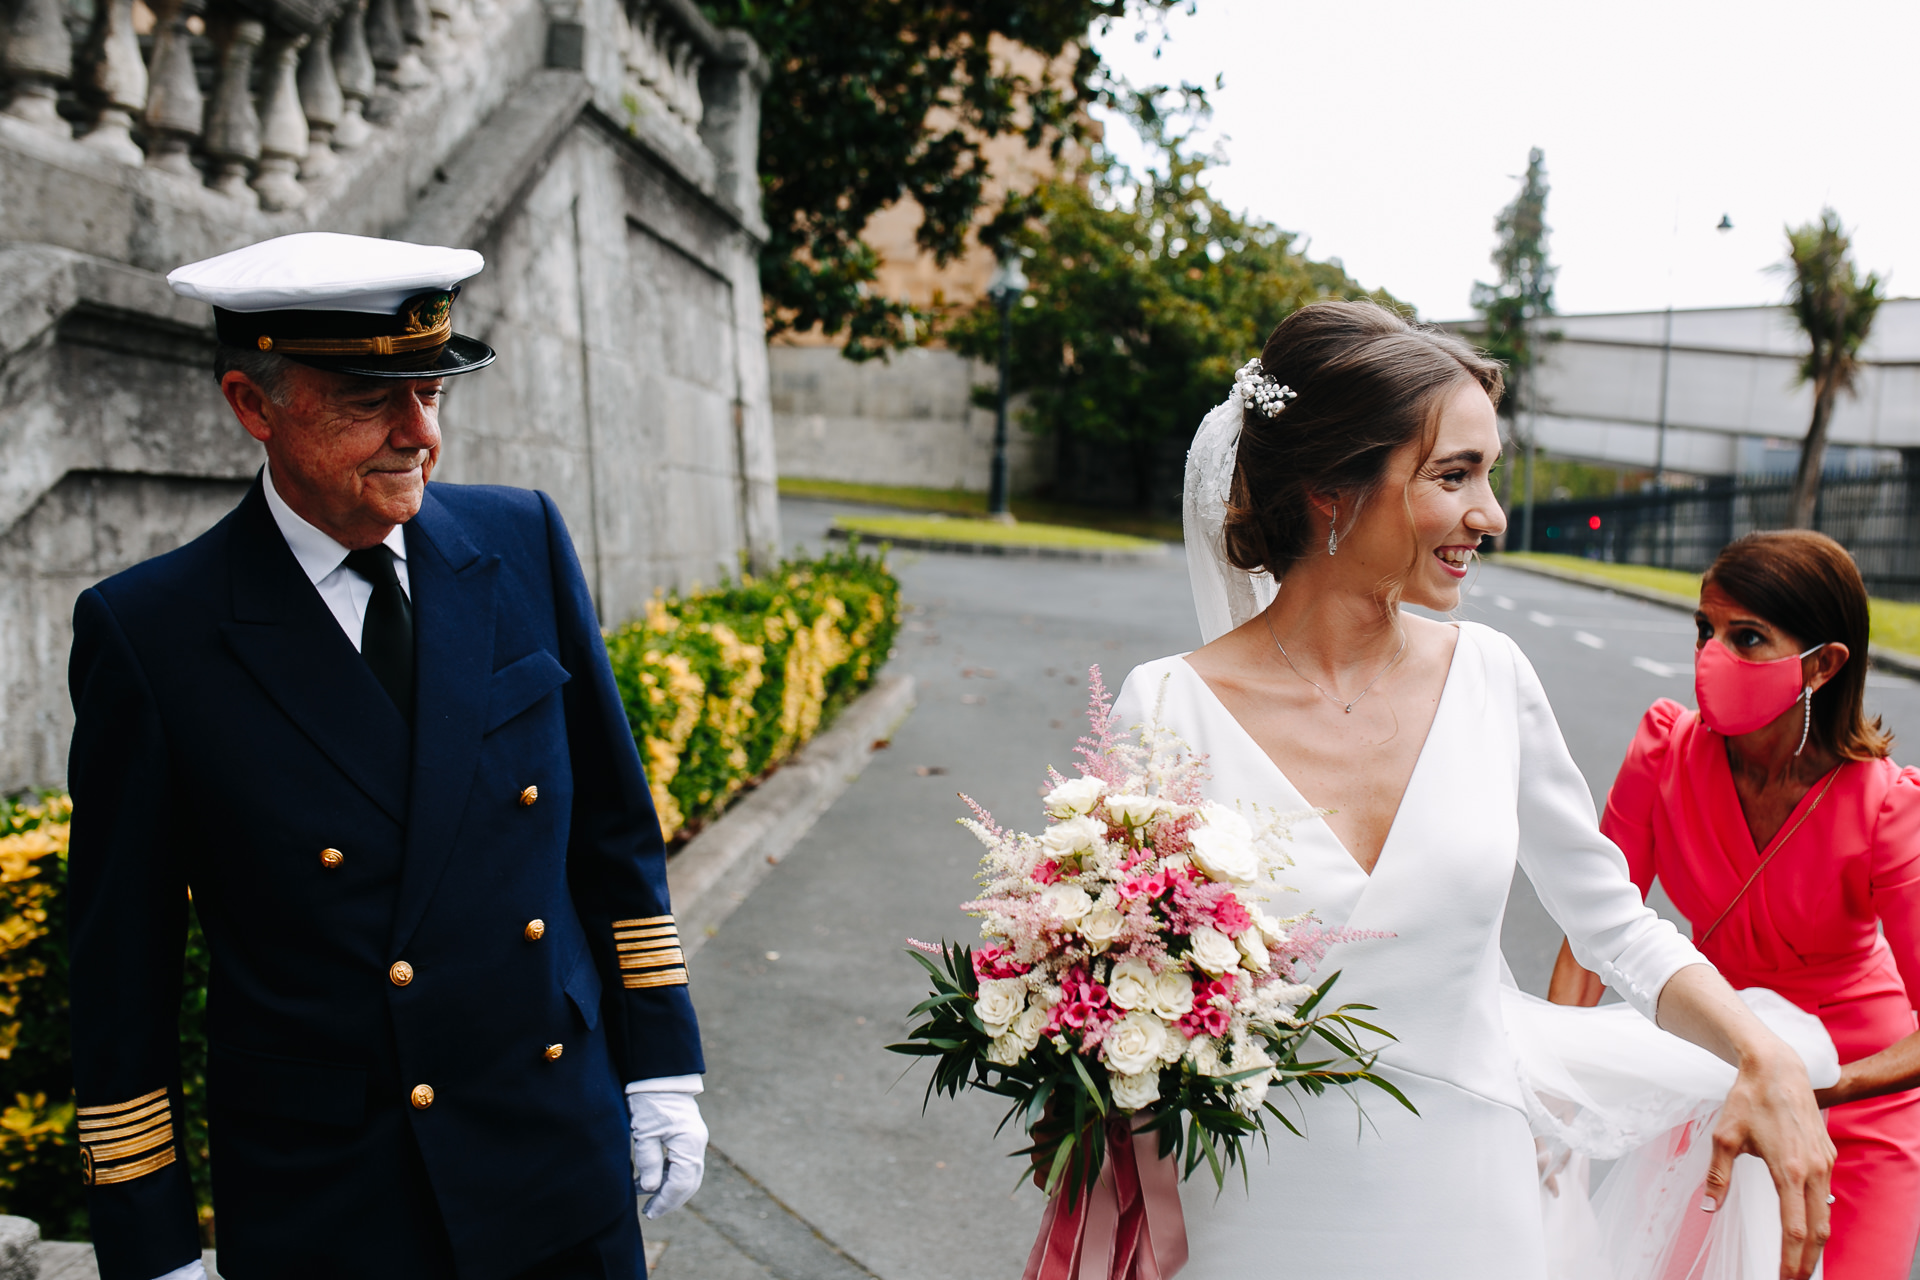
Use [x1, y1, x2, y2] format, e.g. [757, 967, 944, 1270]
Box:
[986, 249, 1028, 523]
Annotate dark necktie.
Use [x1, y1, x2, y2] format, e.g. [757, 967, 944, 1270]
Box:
[344, 545, 414, 723]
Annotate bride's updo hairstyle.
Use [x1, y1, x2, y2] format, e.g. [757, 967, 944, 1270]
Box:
[1223, 300, 1504, 577]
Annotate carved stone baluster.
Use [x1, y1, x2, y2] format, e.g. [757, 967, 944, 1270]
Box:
[78, 0, 149, 160]
[296, 20, 340, 178]
[392, 0, 431, 85]
[448, 0, 476, 44]
[2, 0, 74, 135]
[202, 15, 264, 203]
[142, 0, 205, 174]
[364, 0, 406, 86]
[330, 0, 374, 147]
[251, 30, 309, 209]
[422, 0, 453, 64]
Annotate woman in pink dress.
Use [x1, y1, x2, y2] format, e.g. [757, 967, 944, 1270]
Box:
[1551, 529, 1920, 1278]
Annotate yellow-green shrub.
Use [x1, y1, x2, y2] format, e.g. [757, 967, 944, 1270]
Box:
[605, 543, 900, 840]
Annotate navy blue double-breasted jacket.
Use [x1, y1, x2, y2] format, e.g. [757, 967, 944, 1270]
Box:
[66, 478, 703, 1280]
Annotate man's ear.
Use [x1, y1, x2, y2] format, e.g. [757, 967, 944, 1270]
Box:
[221, 371, 276, 444]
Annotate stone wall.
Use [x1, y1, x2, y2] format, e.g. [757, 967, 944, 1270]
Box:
[0, 0, 777, 791]
[769, 345, 1053, 497]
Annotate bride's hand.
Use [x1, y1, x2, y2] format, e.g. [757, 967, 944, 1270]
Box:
[1708, 1041, 1834, 1279]
[1658, 965, 1833, 1280]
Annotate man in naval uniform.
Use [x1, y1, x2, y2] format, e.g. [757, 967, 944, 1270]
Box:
[66, 232, 708, 1280]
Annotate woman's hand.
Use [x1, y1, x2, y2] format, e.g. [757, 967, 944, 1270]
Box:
[1656, 964, 1833, 1280]
[1708, 1040, 1834, 1279]
[1547, 937, 1606, 1007]
[1813, 1031, 1920, 1110]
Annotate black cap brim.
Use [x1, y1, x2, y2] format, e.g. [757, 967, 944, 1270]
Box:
[280, 333, 496, 380]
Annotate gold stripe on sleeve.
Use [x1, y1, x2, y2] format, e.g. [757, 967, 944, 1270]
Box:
[89, 1145, 177, 1186]
[77, 1097, 170, 1135]
[85, 1120, 174, 1163]
[622, 968, 688, 989]
[75, 1085, 168, 1118]
[611, 915, 674, 930]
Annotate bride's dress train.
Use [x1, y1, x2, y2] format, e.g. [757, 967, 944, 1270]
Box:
[1513, 983, 1838, 1280]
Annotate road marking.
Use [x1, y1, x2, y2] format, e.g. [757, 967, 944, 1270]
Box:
[1528, 611, 1555, 627]
[1573, 631, 1605, 649]
[1494, 596, 1515, 610]
[1632, 656, 1684, 678]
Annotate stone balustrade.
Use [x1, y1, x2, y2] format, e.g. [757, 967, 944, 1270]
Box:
[0, 0, 730, 215]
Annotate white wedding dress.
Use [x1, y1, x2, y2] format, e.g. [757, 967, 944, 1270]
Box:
[1118, 391, 1841, 1279]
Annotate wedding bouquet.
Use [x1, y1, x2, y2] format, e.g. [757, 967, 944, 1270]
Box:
[890, 669, 1407, 1279]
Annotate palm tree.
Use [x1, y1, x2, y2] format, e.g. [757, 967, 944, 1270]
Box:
[1778, 209, 1885, 529]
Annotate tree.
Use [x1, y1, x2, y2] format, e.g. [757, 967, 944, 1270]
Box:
[1777, 208, 1885, 529]
[945, 103, 1393, 510]
[1469, 148, 1557, 525]
[699, 0, 1188, 360]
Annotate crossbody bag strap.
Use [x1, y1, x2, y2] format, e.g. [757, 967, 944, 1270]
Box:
[1698, 767, 1843, 947]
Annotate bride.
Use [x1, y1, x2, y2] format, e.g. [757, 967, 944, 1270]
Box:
[1108, 300, 1835, 1278]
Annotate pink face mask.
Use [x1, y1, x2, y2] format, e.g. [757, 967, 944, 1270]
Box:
[1694, 638, 1826, 737]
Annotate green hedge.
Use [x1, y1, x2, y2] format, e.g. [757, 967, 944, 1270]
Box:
[0, 544, 898, 1239]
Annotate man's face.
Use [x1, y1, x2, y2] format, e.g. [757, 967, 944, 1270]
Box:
[222, 363, 444, 549]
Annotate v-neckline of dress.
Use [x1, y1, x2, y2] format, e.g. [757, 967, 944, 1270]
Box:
[1175, 624, 1466, 881]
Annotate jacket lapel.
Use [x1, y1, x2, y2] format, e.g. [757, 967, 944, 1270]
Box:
[221, 481, 411, 823]
[389, 488, 499, 953]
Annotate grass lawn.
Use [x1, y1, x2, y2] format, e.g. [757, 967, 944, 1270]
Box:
[830, 513, 1163, 554]
[1498, 552, 1920, 658]
[777, 477, 1183, 543]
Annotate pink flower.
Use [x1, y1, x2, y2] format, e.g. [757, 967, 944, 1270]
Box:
[971, 945, 1030, 981]
[1178, 976, 1237, 1039]
[1031, 859, 1064, 886]
[1120, 871, 1168, 902]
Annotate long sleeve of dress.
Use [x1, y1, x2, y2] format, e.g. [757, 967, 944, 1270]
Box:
[1599, 699, 1687, 900]
[1871, 767, 1920, 1011]
[1505, 637, 1708, 1021]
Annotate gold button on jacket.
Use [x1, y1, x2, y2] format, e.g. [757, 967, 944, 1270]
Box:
[319, 847, 344, 869]
[389, 961, 414, 987]
[524, 919, 546, 942]
[410, 1084, 434, 1110]
[543, 1043, 563, 1062]
[518, 785, 538, 807]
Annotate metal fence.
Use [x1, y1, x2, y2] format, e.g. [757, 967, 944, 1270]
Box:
[1518, 469, 1920, 601]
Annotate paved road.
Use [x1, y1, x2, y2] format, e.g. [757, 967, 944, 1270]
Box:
[656, 499, 1920, 1279]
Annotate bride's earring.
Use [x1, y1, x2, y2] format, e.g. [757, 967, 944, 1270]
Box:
[1327, 501, 1339, 556]
[1795, 685, 1813, 756]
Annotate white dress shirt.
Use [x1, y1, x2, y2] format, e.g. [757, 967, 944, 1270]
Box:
[262, 463, 409, 651]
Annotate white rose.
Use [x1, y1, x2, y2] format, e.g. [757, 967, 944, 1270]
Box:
[1252, 907, 1289, 947]
[1187, 925, 1242, 976]
[1012, 1004, 1051, 1046]
[1236, 928, 1272, 973]
[974, 977, 1027, 1036]
[1104, 794, 1166, 828]
[1045, 775, 1106, 818]
[1229, 1037, 1276, 1110]
[1102, 1010, 1170, 1076]
[1041, 884, 1093, 924]
[1187, 1035, 1225, 1076]
[1078, 905, 1124, 951]
[1106, 958, 1154, 1010]
[1042, 814, 1104, 856]
[1188, 804, 1259, 885]
[1110, 1068, 1163, 1112]
[985, 1033, 1027, 1067]
[1149, 968, 1195, 1021]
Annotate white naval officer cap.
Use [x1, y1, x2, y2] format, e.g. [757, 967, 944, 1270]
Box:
[168, 232, 495, 379]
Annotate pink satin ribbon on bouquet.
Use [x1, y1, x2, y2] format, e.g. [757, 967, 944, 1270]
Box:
[1022, 1119, 1189, 1280]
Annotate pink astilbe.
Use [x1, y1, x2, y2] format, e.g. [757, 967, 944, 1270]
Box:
[1170, 874, 1253, 936]
[1071, 665, 1133, 791]
[1267, 923, 1391, 982]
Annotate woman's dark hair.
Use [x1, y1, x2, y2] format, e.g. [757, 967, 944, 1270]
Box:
[1705, 530, 1891, 760]
[1223, 300, 1505, 577]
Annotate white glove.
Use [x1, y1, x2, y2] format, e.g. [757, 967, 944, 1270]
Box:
[145, 1261, 206, 1280]
[625, 1079, 708, 1219]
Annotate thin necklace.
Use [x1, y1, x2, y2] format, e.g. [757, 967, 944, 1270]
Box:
[1263, 612, 1407, 714]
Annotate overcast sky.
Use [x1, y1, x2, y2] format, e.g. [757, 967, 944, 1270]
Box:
[1091, 0, 1919, 322]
